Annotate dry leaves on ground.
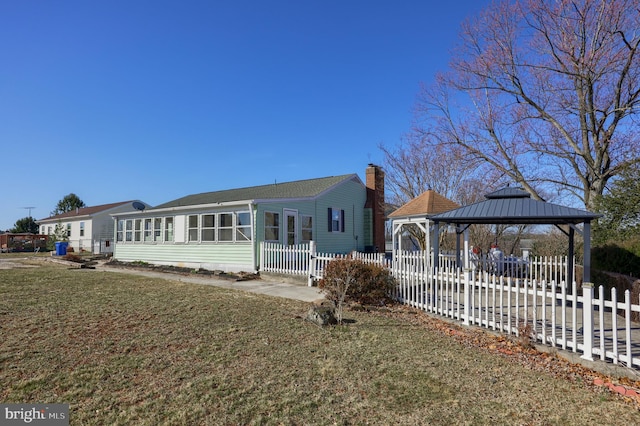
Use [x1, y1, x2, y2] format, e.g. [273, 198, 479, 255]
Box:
[369, 303, 640, 410]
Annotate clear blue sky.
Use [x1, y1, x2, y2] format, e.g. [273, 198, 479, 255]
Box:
[1, 0, 488, 230]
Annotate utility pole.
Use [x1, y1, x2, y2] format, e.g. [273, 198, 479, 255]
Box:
[22, 207, 36, 218]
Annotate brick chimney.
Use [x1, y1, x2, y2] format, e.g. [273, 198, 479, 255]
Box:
[365, 164, 385, 253]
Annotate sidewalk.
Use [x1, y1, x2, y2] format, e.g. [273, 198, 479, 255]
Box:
[96, 264, 324, 303]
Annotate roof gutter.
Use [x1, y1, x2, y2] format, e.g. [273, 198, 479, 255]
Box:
[110, 199, 256, 218]
[37, 214, 92, 224]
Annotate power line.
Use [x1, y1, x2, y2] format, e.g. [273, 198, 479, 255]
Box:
[22, 207, 36, 218]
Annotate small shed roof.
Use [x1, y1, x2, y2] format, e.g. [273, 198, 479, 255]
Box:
[388, 190, 459, 219]
[431, 187, 600, 225]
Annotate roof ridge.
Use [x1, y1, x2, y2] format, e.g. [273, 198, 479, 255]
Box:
[187, 174, 357, 198]
[152, 173, 361, 209]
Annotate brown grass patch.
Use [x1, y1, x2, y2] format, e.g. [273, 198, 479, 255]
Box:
[1, 263, 639, 424]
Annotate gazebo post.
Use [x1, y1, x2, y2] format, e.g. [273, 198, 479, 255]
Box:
[425, 218, 431, 274]
[583, 221, 592, 283]
[455, 225, 461, 268]
[568, 227, 574, 286]
[463, 227, 470, 270]
[433, 221, 440, 273]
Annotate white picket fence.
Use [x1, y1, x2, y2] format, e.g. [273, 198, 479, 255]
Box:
[260, 241, 390, 286]
[260, 243, 640, 369]
[393, 249, 640, 369]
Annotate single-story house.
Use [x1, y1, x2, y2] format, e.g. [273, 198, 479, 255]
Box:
[37, 201, 150, 254]
[112, 165, 386, 273]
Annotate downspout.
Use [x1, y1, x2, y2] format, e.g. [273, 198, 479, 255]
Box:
[112, 215, 118, 259]
[353, 204, 358, 251]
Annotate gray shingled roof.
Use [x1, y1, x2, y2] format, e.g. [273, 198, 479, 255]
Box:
[37, 201, 136, 222]
[431, 187, 600, 225]
[153, 174, 361, 209]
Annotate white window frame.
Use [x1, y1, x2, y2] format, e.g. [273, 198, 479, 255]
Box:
[301, 215, 313, 243]
[218, 213, 234, 242]
[153, 218, 162, 242]
[236, 212, 252, 241]
[164, 217, 174, 242]
[187, 215, 199, 242]
[134, 219, 142, 242]
[143, 218, 153, 242]
[116, 220, 124, 242]
[264, 211, 280, 242]
[201, 214, 216, 242]
[125, 220, 133, 242]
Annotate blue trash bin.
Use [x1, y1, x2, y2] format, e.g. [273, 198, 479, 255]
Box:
[55, 242, 68, 256]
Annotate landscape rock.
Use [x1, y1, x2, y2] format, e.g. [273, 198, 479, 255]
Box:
[306, 301, 337, 326]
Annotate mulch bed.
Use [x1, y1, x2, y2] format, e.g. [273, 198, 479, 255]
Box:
[104, 259, 260, 281]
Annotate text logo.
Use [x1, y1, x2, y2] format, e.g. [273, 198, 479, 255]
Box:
[1, 404, 68, 425]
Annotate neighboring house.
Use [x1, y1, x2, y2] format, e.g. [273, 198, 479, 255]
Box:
[37, 201, 149, 254]
[112, 165, 385, 273]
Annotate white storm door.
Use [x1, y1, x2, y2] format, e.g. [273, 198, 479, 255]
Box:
[284, 209, 298, 246]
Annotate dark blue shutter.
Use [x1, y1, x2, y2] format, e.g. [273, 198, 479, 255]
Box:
[328, 208, 332, 232]
[341, 209, 345, 232]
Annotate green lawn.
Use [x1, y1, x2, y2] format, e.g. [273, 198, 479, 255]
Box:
[1, 262, 639, 425]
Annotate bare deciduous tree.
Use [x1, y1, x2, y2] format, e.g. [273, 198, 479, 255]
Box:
[413, 0, 640, 210]
[381, 133, 501, 252]
[379, 133, 494, 208]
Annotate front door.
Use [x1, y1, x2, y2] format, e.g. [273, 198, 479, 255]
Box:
[284, 209, 297, 246]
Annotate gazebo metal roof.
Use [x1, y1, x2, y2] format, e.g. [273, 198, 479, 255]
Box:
[431, 187, 600, 225]
[429, 187, 601, 283]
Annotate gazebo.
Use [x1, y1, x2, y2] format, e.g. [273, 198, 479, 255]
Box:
[430, 187, 602, 284]
[388, 190, 459, 253]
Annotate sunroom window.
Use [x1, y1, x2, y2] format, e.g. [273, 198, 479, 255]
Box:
[188, 215, 199, 242]
[219, 213, 233, 241]
[201, 214, 215, 241]
[236, 212, 252, 241]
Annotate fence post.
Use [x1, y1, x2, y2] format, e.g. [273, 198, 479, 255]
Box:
[307, 241, 316, 287]
[259, 242, 265, 272]
[463, 268, 472, 326]
[580, 282, 595, 361]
